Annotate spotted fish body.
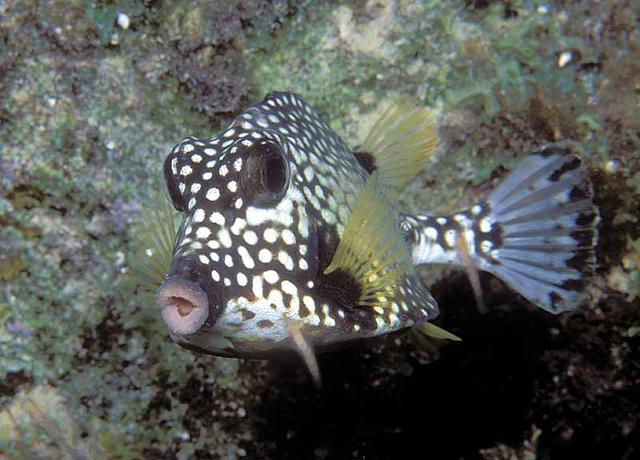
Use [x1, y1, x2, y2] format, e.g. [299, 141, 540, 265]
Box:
[159, 92, 436, 357]
[156, 92, 598, 359]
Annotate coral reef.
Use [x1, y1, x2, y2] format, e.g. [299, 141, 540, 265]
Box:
[1, 0, 638, 458]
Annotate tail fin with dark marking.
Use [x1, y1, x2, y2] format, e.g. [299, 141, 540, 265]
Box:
[403, 143, 599, 313]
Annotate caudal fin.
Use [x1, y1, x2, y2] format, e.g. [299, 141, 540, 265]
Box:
[402, 143, 599, 314]
[479, 144, 599, 313]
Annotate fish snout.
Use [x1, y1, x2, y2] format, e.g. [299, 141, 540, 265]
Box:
[156, 258, 216, 335]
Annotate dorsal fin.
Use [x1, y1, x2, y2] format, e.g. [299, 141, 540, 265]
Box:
[323, 171, 413, 309]
[357, 97, 440, 193]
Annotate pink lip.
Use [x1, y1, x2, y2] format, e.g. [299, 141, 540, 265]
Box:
[157, 277, 209, 335]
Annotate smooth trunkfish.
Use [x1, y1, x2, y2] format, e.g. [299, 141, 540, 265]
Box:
[134, 92, 598, 383]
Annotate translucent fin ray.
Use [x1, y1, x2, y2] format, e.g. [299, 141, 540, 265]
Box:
[359, 97, 439, 192]
[130, 194, 180, 294]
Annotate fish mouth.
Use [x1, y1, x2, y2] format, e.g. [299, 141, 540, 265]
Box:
[157, 276, 210, 335]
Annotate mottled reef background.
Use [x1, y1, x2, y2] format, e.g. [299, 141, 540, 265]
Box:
[0, 0, 639, 459]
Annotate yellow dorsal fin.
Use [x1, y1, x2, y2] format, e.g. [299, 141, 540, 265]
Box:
[130, 194, 180, 294]
[324, 171, 412, 308]
[416, 322, 462, 341]
[359, 97, 440, 192]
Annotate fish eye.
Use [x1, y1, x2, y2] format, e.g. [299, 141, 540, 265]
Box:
[163, 152, 186, 211]
[261, 146, 289, 195]
[242, 140, 290, 206]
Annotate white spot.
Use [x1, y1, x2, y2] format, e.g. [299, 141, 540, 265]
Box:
[277, 251, 294, 271]
[230, 218, 246, 235]
[191, 154, 202, 163]
[445, 229, 457, 247]
[224, 277, 231, 287]
[471, 205, 482, 215]
[258, 248, 272, 263]
[354, 324, 361, 332]
[425, 226, 438, 240]
[223, 128, 236, 138]
[264, 228, 278, 243]
[322, 305, 335, 327]
[479, 217, 492, 233]
[237, 272, 248, 286]
[224, 254, 234, 267]
[263, 270, 279, 284]
[437, 217, 447, 225]
[202, 172, 213, 181]
[210, 252, 220, 262]
[210, 212, 225, 226]
[281, 280, 297, 296]
[233, 158, 243, 171]
[193, 209, 205, 223]
[235, 198, 243, 209]
[198, 254, 209, 265]
[180, 165, 193, 176]
[238, 245, 255, 269]
[307, 280, 314, 289]
[302, 295, 315, 313]
[481, 240, 493, 252]
[190, 183, 201, 194]
[453, 214, 467, 224]
[304, 166, 314, 182]
[196, 227, 211, 239]
[281, 229, 296, 245]
[207, 240, 220, 250]
[187, 197, 196, 210]
[211, 270, 220, 282]
[182, 144, 194, 153]
[206, 187, 220, 201]
[218, 229, 232, 248]
[219, 165, 228, 176]
[179, 183, 186, 193]
[227, 181, 238, 192]
[252, 276, 263, 298]
[204, 148, 216, 156]
[298, 259, 308, 271]
[243, 230, 258, 245]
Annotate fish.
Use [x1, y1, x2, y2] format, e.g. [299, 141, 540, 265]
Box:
[134, 91, 598, 368]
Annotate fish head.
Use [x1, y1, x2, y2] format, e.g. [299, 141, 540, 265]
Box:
[157, 92, 356, 357]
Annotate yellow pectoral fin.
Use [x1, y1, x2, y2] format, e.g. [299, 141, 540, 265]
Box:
[359, 97, 440, 192]
[417, 322, 462, 341]
[324, 171, 413, 308]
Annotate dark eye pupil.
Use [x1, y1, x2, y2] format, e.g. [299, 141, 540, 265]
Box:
[262, 152, 288, 194]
